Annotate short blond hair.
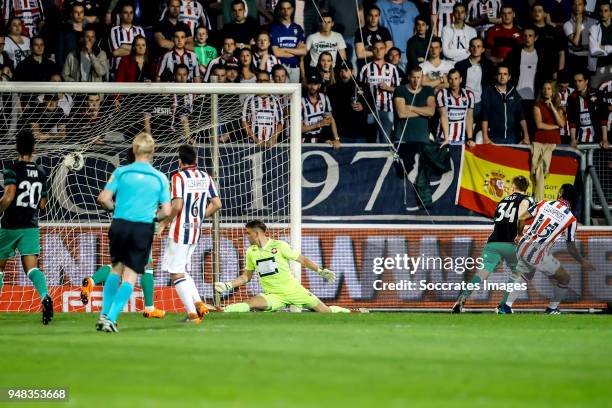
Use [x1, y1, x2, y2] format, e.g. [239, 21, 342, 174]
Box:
[132, 133, 155, 156]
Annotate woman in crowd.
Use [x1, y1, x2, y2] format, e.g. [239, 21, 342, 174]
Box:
[316, 51, 336, 92]
[115, 35, 155, 82]
[5, 17, 31, 68]
[238, 47, 257, 83]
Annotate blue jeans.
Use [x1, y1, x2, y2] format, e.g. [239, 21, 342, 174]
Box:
[368, 111, 394, 143]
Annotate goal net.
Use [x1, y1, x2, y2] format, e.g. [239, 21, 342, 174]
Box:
[0, 82, 302, 313]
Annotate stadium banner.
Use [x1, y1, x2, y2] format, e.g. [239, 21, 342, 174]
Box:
[1, 226, 610, 312]
[456, 145, 580, 217]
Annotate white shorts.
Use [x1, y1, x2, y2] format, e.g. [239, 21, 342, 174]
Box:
[161, 239, 196, 275]
[518, 254, 561, 277]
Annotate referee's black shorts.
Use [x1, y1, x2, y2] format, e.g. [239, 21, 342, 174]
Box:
[108, 218, 154, 274]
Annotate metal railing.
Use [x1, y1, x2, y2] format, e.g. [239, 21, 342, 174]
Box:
[580, 145, 612, 225]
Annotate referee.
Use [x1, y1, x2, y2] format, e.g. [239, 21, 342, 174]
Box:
[96, 133, 171, 333]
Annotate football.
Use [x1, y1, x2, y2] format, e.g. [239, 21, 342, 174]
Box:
[63, 152, 84, 172]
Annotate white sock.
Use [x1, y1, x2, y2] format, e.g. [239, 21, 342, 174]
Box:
[505, 275, 528, 307]
[185, 273, 202, 303]
[174, 278, 197, 314]
[549, 284, 568, 309]
[144, 306, 155, 312]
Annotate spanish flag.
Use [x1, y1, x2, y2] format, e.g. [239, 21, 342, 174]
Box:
[456, 145, 579, 217]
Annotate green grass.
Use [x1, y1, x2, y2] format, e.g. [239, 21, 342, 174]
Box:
[0, 313, 610, 408]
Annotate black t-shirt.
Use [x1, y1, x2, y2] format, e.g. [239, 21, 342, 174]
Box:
[223, 17, 260, 46]
[533, 24, 565, 80]
[19, 103, 67, 134]
[354, 26, 393, 63]
[1, 161, 48, 229]
[487, 193, 533, 243]
[153, 18, 192, 56]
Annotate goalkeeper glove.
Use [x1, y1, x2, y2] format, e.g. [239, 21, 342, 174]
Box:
[317, 268, 336, 283]
[214, 281, 233, 293]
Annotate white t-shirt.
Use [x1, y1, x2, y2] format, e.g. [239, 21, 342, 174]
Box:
[517, 49, 538, 100]
[420, 59, 455, 80]
[441, 24, 477, 62]
[465, 63, 483, 103]
[5, 36, 31, 67]
[306, 31, 347, 67]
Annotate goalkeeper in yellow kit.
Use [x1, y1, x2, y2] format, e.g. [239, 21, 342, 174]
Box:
[215, 220, 351, 313]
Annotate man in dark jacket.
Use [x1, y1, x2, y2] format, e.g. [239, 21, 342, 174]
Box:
[481, 64, 530, 145]
[327, 61, 370, 142]
[454, 37, 495, 124]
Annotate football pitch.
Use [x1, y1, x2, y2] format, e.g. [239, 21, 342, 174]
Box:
[1, 312, 611, 408]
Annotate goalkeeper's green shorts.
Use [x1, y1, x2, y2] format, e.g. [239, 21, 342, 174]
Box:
[482, 242, 518, 273]
[0, 228, 40, 259]
[260, 284, 321, 311]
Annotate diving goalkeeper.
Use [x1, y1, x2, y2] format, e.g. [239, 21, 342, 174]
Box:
[215, 220, 351, 313]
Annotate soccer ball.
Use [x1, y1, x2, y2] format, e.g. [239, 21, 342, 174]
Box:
[63, 152, 84, 172]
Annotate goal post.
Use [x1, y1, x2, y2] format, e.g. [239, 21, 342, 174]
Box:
[0, 81, 302, 312]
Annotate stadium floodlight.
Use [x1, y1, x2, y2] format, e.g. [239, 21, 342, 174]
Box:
[0, 81, 302, 312]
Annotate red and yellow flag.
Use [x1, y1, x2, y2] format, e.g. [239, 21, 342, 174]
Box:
[456, 145, 578, 217]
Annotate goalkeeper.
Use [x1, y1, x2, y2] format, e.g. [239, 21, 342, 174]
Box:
[215, 220, 350, 313]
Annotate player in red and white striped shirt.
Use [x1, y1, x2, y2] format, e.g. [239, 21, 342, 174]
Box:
[158, 144, 221, 323]
[436, 69, 475, 145]
[109, 3, 145, 74]
[242, 70, 284, 146]
[501, 184, 593, 314]
[156, 27, 200, 82]
[160, 0, 211, 37]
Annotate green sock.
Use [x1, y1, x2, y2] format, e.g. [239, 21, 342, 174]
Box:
[91, 265, 111, 285]
[223, 303, 250, 313]
[0, 271, 3, 293]
[140, 269, 155, 310]
[27, 268, 48, 300]
[500, 275, 518, 305]
[329, 305, 350, 313]
[462, 275, 483, 298]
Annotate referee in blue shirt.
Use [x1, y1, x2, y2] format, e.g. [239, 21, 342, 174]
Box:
[96, 133, 171, 332]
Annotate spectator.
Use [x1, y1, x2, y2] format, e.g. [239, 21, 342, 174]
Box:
[21, 94, 67, 141]
[327, 0, 363, 71]
[301, 71, 341, 149]
[109, 3, 145, 76]
[314, 51, 336, 92]
[599, 78, 612, 134]
[435, 68, 476, 146]
[208, 64, 227, 83]
[218, 0, 257, 25]
[481, 64, 530, 145]
[56, 3, 87, 67]
[223, 0, 259, 49]
[241, 70, 284, 147]
[270, 0, 307, 83]
[272, 63, 288, 83]
[14, 36, 56, 82]
[63, 26, 109, 82]
[455, 37, 496, 125]
[238, 47, 257, 83]
[541, 0, 572, 27]
[406, 15, 430, 72]
[564, 0, 597, 73]
[153, 0, 193, 57]
[567, 70, 609, 148]
[355, 5, 394, 69]
[392, 66, 437, 208]
[431, 0, 460, 37]
[2, 0, 44, 37]
[306, 12, 347, 69]
[530, 1, 566, 82]
[160, 0, 211, 37]
[589, 1, 612, 87]
[225, 62, 240, 82]
[421, 37, 455, 90]
[301, 0, 329, 37]
[358, 39, 401, 142]
[115, 35, 155, 82]
[506, 28, 545, 134]
[376, 0, 419, 69]
[193, 26, 217, 80]
[557, 69, 575, 144]
[485, 4, 522, 64]
[467, 0, 501, 38]
[441, 3, 477, 63]
[386, 46, 406, 81]
[61, 0, 100, 24]
[0, 35, 14, 71]
[5, 17, 31, 68]
[327, 61, 369, 143]
[48, 73, 73, 117]
[157, 27, 200, 83]
[253, 31, 280, 73]
[256, 0, 275, 25]
[204, 36, 238, 82]
[532, 80, 566, 200]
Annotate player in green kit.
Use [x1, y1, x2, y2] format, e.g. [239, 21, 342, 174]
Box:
[0, 130, 53, 324]
[215, 220, 352, 313]
[452, 176, 532, 314]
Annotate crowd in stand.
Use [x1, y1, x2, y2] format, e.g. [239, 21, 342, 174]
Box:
[0, 0, 611, 200]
